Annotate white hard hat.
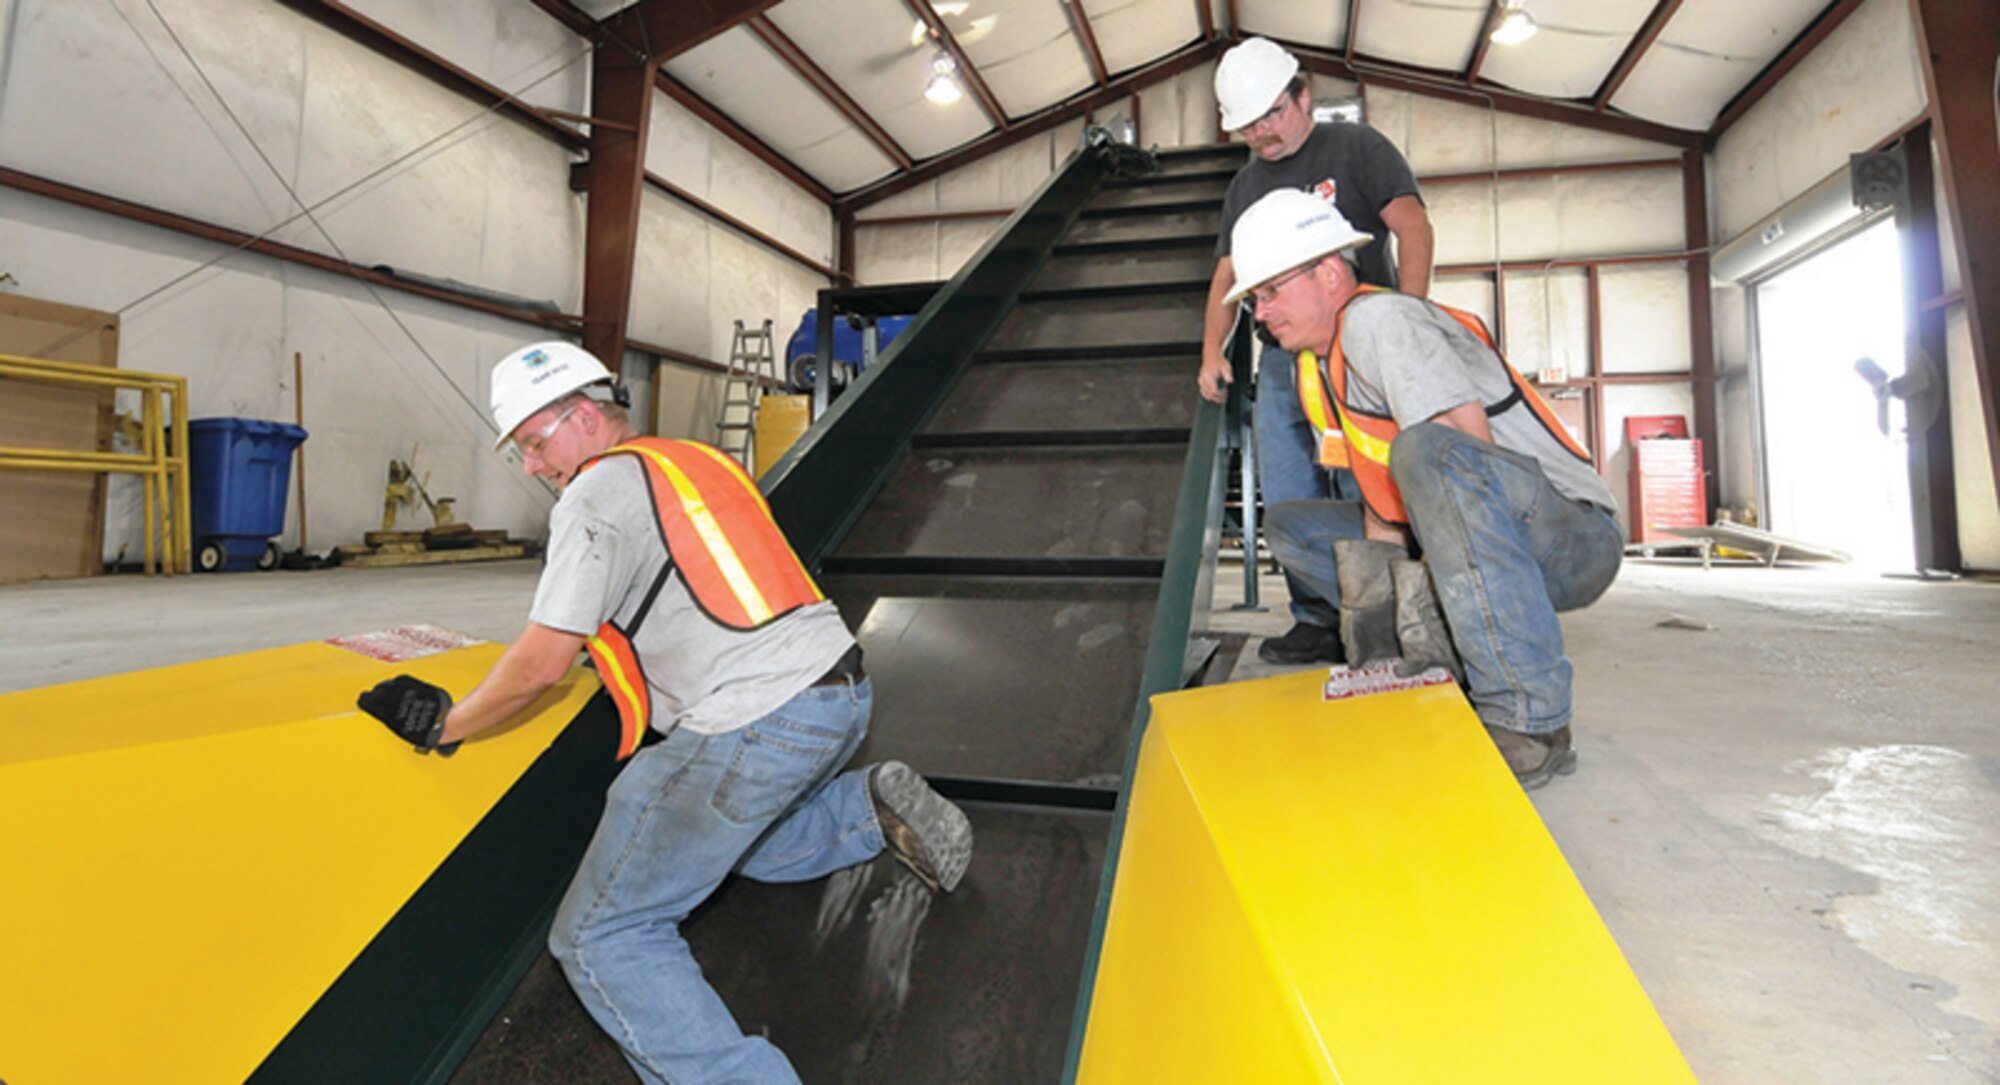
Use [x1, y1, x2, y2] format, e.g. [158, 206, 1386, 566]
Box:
[1215, 37, 1300, 132]
[489, 340, 614, 450]
[1224, 189, 1373, 304]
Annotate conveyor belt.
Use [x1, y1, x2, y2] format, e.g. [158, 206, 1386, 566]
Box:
[449, 141, 1251, 1082]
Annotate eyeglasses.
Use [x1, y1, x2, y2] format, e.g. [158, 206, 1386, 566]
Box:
[1249, 263, 1317, 308]
[1243, 91, 1296, 135]
[513, 403, 580, 457]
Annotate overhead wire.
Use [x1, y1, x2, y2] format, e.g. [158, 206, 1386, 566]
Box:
[65, 0, 602, 501]
[35, 0, 594, 441]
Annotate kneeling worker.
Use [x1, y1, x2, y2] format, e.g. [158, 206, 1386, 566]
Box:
[1226, 190, 1623, 789]
[356, 341, 973, 1083]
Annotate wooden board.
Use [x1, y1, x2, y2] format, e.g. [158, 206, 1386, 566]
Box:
[342, 544, 528, 568]
[0, 295, 119, 583]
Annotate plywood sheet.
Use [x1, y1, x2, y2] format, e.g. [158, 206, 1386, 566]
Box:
[0, 294, 117, 582]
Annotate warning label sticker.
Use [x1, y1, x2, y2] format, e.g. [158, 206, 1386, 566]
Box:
[1322, 659, 1457, 701]
[326, 624, 483, 663]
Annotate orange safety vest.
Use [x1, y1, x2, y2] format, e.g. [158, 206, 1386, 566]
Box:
[572, 438, 825, 759]
[1298, 286, 1592, 527]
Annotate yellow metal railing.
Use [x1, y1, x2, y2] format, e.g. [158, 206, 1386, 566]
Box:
[0, 352, 190, 575]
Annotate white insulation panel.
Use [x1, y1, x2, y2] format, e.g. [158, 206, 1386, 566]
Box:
[1946, 308, 2000, 568]
[1500, 268, 1590, 379]
[1612, 0, 1826, 131]
[341, 0, 588, 114]
[1478, 0, 1657, 100]
[1367, 88, 1675, 177]
[1354, 0, 1482, 75]
[663, 27, 896, 193]
[1235, 0, 1349, 49]
[954, 0, 1095, 118]
[1708, 0, 1926, 241]
[647, 92, 834, 268]
[1599, 264, 1692, 375]
[1426, 168, 1684, 267]
[767, 0, 995, 162]
[1084, 0, 1200, 76]
[1431, 276, 1497, 337]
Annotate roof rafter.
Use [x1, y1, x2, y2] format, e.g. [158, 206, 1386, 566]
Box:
[745, 15, 914, 172]
[595, 0, 783, 63]
[1592, 0, 1683, 111]
[906, 0, 1008, 128]
[839, 38, 1221, 214]
[653, 71, 833, 203]
[1343, 0, 1364, 60]
[1270, 37, 1703, 148]
[1197, 0, 1216, 42]
[1462, 1, 1503, 84]
[1063, 0, 1111, 87]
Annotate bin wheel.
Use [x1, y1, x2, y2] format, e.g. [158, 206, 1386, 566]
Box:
[196, 540, 228, 573]
[257, 542, 282, 571]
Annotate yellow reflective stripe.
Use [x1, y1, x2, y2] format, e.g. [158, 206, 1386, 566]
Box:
[587, 633, 646, 721]
[627, 445, 774, 624]
[1296, 351, 1337, 435]
[685, 441, 824, 596]
[1334, 399, 1395, 465]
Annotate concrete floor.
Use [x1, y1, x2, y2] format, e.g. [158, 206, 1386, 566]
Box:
[4, 554, 1998, 1082]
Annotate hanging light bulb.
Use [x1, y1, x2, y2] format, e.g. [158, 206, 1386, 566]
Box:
[924, 52, 963, 105]
[1490, 1, 1539, 44]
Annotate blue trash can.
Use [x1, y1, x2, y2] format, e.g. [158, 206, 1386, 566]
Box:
[187, 417, 309, 572]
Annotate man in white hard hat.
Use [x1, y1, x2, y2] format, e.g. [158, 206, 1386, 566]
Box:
[1227, 189, 1622, 789]
[355, 341, 973, 1083]
[1202, 36, 1437, 669]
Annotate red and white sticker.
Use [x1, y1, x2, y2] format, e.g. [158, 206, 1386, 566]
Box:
[1322, 658, 1456, 701]
[326, 624, 483, 663]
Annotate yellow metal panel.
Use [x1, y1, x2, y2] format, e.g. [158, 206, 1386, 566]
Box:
[1078, 670, 1696, 1084]
[0, 642, 599, 1084]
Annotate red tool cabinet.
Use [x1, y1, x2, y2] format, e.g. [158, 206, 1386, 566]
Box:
[1624, 415, 1706, 544]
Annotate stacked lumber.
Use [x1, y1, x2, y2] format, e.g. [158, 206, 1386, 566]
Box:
[335, 524, 533, 568]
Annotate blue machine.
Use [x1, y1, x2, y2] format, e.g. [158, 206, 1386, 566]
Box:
[784, 311, 913, 392]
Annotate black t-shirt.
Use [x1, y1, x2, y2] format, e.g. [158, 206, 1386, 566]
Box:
[1216, 122, 1423, 290]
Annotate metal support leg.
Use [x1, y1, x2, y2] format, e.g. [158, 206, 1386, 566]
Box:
[1230, 392, 1265, 612]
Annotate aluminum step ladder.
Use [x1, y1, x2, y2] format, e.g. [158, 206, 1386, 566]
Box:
[715, 319, 775, 472]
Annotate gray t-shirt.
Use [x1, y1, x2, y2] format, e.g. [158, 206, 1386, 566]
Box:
[1216, 122, 1423, 290]
[529, 455, 854, 736]
[1338, 292, 1618, 513]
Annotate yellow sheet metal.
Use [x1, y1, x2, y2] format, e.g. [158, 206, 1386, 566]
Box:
[0, 641, 599, 1083]
[1077, 670, 1696, 1084]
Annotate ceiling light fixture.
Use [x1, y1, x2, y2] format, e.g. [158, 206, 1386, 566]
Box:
[1490, 1, 1539, 45]
[924, 52, 963, 105]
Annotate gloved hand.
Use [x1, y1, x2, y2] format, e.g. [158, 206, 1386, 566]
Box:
[1391, 558, 1465, 685]
[1333, 538, 1405, 665]
[357, 675, 460, 756]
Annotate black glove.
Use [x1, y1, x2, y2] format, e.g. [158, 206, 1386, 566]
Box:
[357, 675, 460, 756]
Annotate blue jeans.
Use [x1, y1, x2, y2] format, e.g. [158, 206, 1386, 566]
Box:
[1254, 341, 1362, 627]
[1265, 424, 1622, 734]
[550, 677, 884, 1085]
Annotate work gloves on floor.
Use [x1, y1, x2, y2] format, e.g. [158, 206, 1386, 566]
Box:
[1333, 539, 1466, 685]
[357, 675, 460, 756]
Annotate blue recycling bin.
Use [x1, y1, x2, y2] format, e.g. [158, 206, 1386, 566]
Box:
[187, 417, 308, 572]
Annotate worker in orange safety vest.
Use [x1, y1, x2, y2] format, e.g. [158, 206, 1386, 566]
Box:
[1227, 189, 1625, 790]
[355, 340, 973, 1084]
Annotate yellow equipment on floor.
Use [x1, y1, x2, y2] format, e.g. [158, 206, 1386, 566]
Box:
[0, 638, 602, 1083]
[1077, 669, 1697, 1084]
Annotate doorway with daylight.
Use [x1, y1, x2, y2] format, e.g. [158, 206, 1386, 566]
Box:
[1753, 218, 1916, 572]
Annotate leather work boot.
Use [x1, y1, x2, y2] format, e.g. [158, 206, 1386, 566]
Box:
[1484, 725, 1578, 791]
[1256, 621, 1346, 666]
[870, 761, 974, 893]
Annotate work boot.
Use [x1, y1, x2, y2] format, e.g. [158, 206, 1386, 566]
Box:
[870, 761, 974, 893]
[1333, 538, 1404, 665]
[1391, 559, 1464, 685]
[1484, 725, 1578, 791]
[1256, 621, 1345, 666]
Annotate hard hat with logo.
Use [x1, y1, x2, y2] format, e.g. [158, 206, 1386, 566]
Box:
[489, 340, 615, 450]
[1215, 37, 1301, 132]
[1224, 188, 1374, 304]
